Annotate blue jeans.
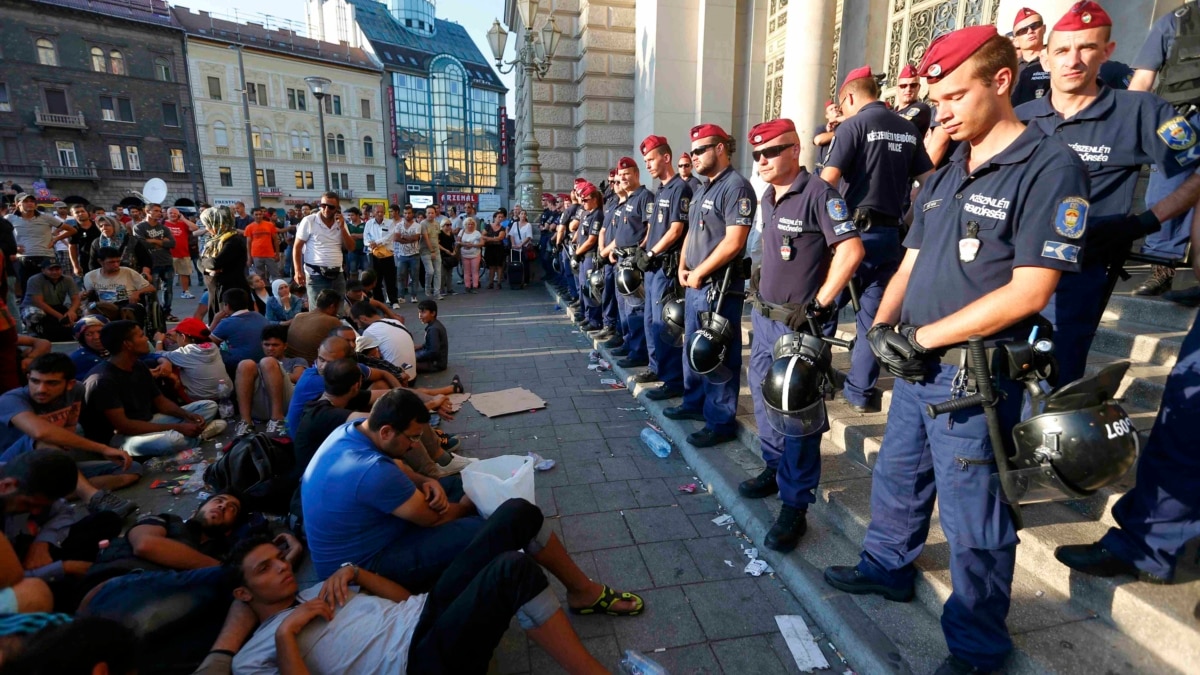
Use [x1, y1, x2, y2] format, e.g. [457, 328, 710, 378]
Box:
[151, 265, 174, 314]
[396, 254, 420, 296]
[111, 400, 218, 457]
[421, 252, 440, 296]
[304, 269, 347, 311]
[345, 250, 368, 277]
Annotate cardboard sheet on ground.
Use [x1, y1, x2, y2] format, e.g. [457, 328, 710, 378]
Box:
[468, 387, 546, 417]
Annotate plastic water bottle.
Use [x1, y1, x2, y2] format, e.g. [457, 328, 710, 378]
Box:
[619, 650, 668, 675]
[640, 428, 672, 458]
[216, 379, 234, 420]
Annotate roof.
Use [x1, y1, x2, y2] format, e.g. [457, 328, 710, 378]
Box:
[172, 5, 381, 72]
[346, 0, 506, 92]
[28, 0, 178, 29]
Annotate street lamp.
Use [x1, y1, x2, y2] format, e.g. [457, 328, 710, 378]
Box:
[487, 0, 560, 218]
[231, 45, 260, 208]
[305, 76, 333, 193]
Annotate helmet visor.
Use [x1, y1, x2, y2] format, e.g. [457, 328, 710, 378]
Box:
[989, 466, 1091, 505]
[766, 397, 827, 438]
[663, 324, 685, 347]
[624, 290, 645, 308]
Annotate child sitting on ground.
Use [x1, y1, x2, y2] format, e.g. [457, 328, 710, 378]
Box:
[415, 300, 448, 373]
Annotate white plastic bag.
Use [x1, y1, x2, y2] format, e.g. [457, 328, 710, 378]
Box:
[460, 455, 536, 517]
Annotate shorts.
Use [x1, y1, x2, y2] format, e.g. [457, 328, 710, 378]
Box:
[172, 257, 194, 275]
[251, 362, 296, 421]
[0, 587, 16, 614]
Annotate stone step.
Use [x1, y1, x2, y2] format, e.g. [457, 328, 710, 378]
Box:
[1092, 317, 1186, 369]
[1103, 293, 1197, 333]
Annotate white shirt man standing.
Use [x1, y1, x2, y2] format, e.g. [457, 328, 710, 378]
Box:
[293, 191, 354, 309]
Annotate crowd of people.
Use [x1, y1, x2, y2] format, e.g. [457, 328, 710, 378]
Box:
[0, 1, 1199, 672]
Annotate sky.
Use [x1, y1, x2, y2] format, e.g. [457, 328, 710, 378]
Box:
[175, 0, 517, 106]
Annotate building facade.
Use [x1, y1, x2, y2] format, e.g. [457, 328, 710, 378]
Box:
[173, 6, 387, 212]
[307, 0, 509, 208]
[0, 0, 203, 208]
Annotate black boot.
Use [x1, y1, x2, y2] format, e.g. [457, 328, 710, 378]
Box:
[738, 467, 779, 499]
[1054, 543, 1168, 583]
[1133, 264, 1174, 296]
[764, 505, 806, 552]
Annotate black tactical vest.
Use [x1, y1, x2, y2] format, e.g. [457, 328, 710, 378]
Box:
[1156, 1, 1200, 110]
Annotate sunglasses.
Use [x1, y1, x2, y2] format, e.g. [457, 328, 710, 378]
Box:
[318, 203, 338, 209]
[1013, 20, 1043, 37]
[897, 83, 921, 89]
[751, 143, 795, 162]
[677, 163, 692, 169]
[690, 143, 719, 157]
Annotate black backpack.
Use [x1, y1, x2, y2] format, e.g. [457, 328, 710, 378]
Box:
[205, 433, 296, 515]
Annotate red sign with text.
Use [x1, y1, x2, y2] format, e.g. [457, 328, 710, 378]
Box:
[499, 106, 508, 165]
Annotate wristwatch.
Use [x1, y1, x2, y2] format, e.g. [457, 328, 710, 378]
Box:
[339, 561, 359, 582]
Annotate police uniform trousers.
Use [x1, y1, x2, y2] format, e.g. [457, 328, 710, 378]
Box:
[577, 257, 602, 325]
[562, 249, 579, 299]
[616, 281, 647, 362]
[825, 228, 902, 408]
[1099, 313, 1200, 581]
[681, 284, 744, 436]
[1042, 262, 1108, 385]
[749, 312, 823, 509]
[855, 360, 1022, 670]
[602, 264, 621, 330]
[539, 232, 555, 278]
[644, 268, 684, 390]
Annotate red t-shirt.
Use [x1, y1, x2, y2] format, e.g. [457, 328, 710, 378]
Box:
[244, 222, 279, 259]
[163, 220, 191, 258]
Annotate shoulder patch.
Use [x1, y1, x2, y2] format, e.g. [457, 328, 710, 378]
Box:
[833, 221, 857, 236]
[1054, 197, 1089, 240]
[1042, 241, 1080, 263]
[738, 197, 753, 217]
[1158, 116, 1197, 151]
[922, 199, 942, 212]
[680, 197, 690, 214]
[826, 198, 850, 221]
[1176, 143, 1200, 167]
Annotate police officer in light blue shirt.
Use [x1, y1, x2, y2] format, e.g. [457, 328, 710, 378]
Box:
[1016, 1, 1200, 385]
[820, 26, 1091, 674]
[663, 123, 755, 449]
[744, 118, 865, 552]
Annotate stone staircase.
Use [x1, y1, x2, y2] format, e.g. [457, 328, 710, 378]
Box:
[547, 278, 1198, 675]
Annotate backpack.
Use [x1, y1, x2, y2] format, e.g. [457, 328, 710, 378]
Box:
[205, 433, 296, 515]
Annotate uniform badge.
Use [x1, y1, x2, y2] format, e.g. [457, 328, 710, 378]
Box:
[827, 198, 849, 221]
[738, 197, 752, 217]
[645, 203, 654, 219]
[1054, 197, 1089, 240]
[1176, 144, 1200, 166]
[657, 212, 664, 224]
[1158, 116, 1197, 151]
[929, 64, 942, 77]
[922, 199, 942, 212]
[1042, 241, 1080, 263]
[833, 221, 857, 236]
[1081, 12, 1092, 23]
[680, 197, 690, 214]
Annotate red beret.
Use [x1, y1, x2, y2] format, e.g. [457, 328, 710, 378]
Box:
[747, 118, 796, 145]
[578, 182, 599, 199]
[824, 99, 834, 107]
[1054, 2, 1111, 31]
[840, 66, 873, 92]
[608, 168, 618, 178]
[917, 25, 999, 80]
[898, 63, 918, 79]
[556, 193, 570, 201]
[574, 177, 588, 186]
[616, 156, 638, 170]
[690, 123, 729, 141]
[639, 135, 669, 155]
[1013, 7, 1040, 29]
[542, 192, 554, 201]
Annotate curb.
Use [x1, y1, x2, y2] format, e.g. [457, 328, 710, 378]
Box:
[545, 282, 912, 675]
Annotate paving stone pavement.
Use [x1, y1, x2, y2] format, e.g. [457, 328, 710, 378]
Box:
[109, 275, 856, 674]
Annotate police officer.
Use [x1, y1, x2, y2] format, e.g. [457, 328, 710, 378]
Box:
[677, 152, 702, 194]
[1016, 1, 1200, 385]
[572, 183, 604, 332]
[538, 192, 559, 281]
[894, 64, 932, 138]
[743, 119, 865, 551]
[820, 66, 934, 413]
[604, 157, 654, 368]
[822, 26, 1091, 675]
[813, 100, 843, 168]
[664, 123, 755, 448]
[1128, 0, 1200, 300]
[597, 169, 625, 345]
[1010, 7, 1051, 106]
[559, 182, 586, 314]
[637, 135, 692, 400]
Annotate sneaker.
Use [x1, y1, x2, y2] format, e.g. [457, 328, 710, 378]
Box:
[234, 419, 253, 437]
[438, 453, 479, 477]
[392, 302, 404, 309]
[166, 314, 179, 322]
[200, 419, 228, 440]
[1133, 264, 1175, 296]
[180, 291, 195, 299]
[266, 419, 288, 436]
[434, 429, 460, 453]
[87, 490, 138, 518]
[411, 295, 419, 303]
[437, 295, 446, 300]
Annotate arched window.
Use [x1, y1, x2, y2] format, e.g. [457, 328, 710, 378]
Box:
[300, 131, 311, 152]
[363, 136, 374, 158]
[290, 130, 300, 152]
[252, 125, 263, 149]
[213, 121, 228, 148]
[154, 57, 172, 82]
[109, 50, 125, 75]
[36, 39, 57, 67]
[336, 134, 346, 156]
[91, 47, 106, 72]
[261, 127, 273, 150]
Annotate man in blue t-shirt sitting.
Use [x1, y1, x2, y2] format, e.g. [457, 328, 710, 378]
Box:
[301, 389, 645, 617]
[209, 288, 269, 370]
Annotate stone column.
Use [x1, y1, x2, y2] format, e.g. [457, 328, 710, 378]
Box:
[780, 0, 836, 170]
[634, 0, 701, 153]
[695, 0, 739, 134]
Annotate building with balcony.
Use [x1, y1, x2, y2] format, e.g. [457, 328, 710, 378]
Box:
[0, 0, 203, 207]
[307, 0, 508, 207]
[173, 6, 387, 212]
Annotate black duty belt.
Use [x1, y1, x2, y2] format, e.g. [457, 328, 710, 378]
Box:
[854, 208, 901, 231]
[749, 294, 792, 323]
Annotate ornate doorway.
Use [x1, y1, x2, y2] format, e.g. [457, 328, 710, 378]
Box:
[884, 0, 1001, 86]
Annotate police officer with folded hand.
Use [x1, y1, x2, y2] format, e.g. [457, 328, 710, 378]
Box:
[665, 124, 755, 449]
[743, 118, 865, 552]
[821, 26, 1090, 675]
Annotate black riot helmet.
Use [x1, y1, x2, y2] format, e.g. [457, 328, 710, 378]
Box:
[587, 267, 605, 303]
[552, 255, 563, 274]
[762, 332, 831, 437]
[661, 292, 686, 347]
[1006, 362, 1139, 504]
[686, 311, 735, 383]
[615, 261, 644, 303]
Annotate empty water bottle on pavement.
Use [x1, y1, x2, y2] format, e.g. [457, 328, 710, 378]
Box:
[641, 428, 672, 458]
[619, 650, 668, 675]
[216, 379, 234, 420]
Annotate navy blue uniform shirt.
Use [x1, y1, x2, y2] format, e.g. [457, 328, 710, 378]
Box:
[684, 165, 756, 275]
[573, 208, 599, 247]
[615, 185, 654, 247]
[902, 125, 1090, 338]
[759, 169, 860, 306]
[896, 102, 933, 139]
[1012, 60, 1050, 106]
[1016, 86, 1200, 224]
[684, 175, 703, 194]
[1134, 6, 1184, 72]
[647, 174, 692, 251]
[825, 101, 934, 217]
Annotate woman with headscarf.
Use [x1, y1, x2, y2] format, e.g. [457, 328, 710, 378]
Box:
[265, 278, 302, 325]
[199, 206, 249, 320]
[88, 215, 152, 276]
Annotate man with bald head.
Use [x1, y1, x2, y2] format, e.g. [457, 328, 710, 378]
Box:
[285, 335, 400, 435]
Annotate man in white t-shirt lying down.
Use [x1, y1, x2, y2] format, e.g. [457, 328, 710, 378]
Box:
[195, 498, 606, 675]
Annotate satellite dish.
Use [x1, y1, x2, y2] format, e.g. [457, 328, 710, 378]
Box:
[142, 178, 168, 206]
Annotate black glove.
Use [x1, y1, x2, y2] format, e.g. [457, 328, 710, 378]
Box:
[750, 267, 762, 294]
[782, 303, 807, 332]
[573, 251, 584, 263]
[896, 323, 931, 355]
[805, 298, 834, 325]
[1082, 211, 1160, 267]
[634, 248, 652, 273]
[867, 323, 927, 382]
